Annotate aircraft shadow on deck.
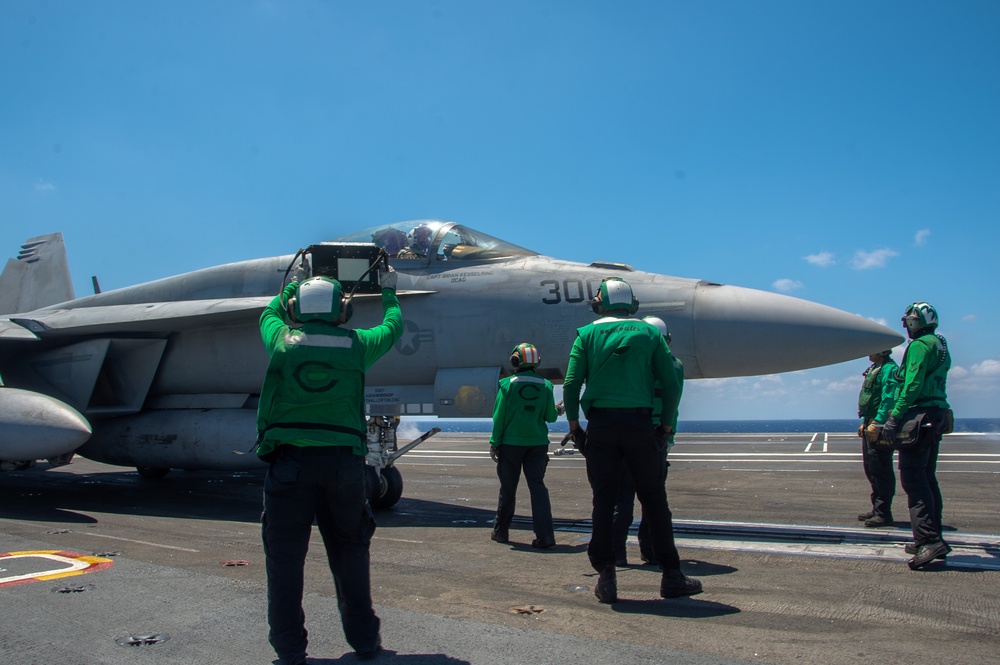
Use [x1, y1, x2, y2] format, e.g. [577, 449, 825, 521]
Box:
[3, 471, 519, 532]
[1, 466, 266, 524]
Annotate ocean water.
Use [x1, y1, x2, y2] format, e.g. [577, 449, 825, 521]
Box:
[407, 418, 1000, 435]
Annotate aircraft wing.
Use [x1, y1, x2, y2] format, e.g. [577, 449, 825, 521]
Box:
[1, 290, 438, 340]
[4, 297, 276, 338]
[0, 319, 40, 340]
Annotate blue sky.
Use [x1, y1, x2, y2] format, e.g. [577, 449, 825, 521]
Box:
[2, 1, 998, 420]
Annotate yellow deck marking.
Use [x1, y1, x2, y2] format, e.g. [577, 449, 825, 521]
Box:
[0, 550, 114, 588]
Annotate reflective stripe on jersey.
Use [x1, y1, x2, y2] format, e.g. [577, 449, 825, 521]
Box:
[284, 333, 353, 348]
[510, 375, 546, 386]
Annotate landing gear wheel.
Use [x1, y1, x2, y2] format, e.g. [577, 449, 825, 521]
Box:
[371, 465, 403, 510]
[136, 466, 170, 479]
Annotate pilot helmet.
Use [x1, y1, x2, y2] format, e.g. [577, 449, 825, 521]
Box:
[642, 316, 671, 344]
[407, 224, 434, 255]
[291, 276, 352, 324]
[590, 278, 639, 316]
[902, 302, 938, 338]
[509, 343, 540, 369]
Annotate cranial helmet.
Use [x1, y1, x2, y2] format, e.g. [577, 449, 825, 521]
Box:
[902, 302, 938, 336]
[292, 276, 352, 324]
[642, 316, 671, 344]
[590, 278, 639, 316]
[509, 342, 540, 369]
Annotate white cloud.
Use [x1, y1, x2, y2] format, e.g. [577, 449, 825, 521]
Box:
[752, 374, 784, 393]
[915, 229, 930, 245]
[946, 358, 1000, 400]
[823, 376, 860, 393]
[804, 251, 836, 267]
[948, 365, 969, 380]
[963, 314, 977, 322]
[971, 359, 1000, 377]
[35, 179, 56, 192]
[851, 248, 898, 270]
[773, 278, 803, 292]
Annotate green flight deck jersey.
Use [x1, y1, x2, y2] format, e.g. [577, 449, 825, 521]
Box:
[489, 369, 559, 447]
[563, 316, 682, 427]
[858, 359, 899, 424]
[256, 282, 402, 459]
[891, 333, 951, 418]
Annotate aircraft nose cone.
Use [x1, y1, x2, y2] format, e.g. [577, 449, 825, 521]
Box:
[691, 282, 903, 378]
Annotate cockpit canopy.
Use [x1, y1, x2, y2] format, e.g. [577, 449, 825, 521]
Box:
[334, 221, 538, 263]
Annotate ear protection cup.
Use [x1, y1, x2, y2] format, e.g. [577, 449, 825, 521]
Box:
[510, 353, 521, 368]
[337, 298, 354, 325]
[590, 279, 640, 316]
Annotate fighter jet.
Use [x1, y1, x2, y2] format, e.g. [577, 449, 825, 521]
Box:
[0, 220, 902, 504]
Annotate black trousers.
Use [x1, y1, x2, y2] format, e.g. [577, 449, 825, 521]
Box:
[613, 456, 669, 563]
[585, 410, 681, 572]
[261, 445, 379, 661]
[898, 434, 944, 545]
[861, 424, 896, 518]
[493, 444, 554, 540]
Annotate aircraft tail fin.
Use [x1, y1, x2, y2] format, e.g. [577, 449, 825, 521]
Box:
[0, 233, 75, 314]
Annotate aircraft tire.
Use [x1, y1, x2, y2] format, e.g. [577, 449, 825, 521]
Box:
[371, 465, 403, 510]
[136, 466, 171, 479]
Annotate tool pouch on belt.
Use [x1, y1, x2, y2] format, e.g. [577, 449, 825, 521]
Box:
[885, 407, 951, 449]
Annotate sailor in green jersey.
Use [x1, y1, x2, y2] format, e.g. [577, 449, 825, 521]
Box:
[612, 316, 684, 566]
[489, 343, 561, 548]
[258, 266, 401, 664]
[881, 302, 953, 569]
[564, 278, 701, 603]
[855, 350, 900, 527]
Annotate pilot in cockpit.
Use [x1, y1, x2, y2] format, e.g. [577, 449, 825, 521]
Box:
[397, 224, 434, 259]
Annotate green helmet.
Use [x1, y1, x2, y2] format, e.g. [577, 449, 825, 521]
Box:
[292, 276, 351, 324]
[509, 342, 540, 369]
[902, 302, 938, 336]
[590, 278, 639, 316]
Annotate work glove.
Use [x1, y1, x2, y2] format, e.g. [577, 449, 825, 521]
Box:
[881, 416, 900, 444]
[856, 423, 865, 438]
[379, 264, 398, 291]
[555, 401, 565, 417]
[571, 427, 588, 455]
[655, 424, 673, 448]
[280, 279, 299, 307]
[865, 422, 883, 445]
[489, 446, 499, 463]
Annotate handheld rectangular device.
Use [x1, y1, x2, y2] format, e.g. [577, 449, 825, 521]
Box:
[305, 242, 384, 294]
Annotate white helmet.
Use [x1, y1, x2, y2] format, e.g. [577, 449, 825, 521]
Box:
[642, 316, 671, 344]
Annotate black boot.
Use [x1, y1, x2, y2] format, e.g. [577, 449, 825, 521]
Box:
[660, 570, 702, 598]
[863, 514, 894, 527]
[907, 541, 951, 569]
[594, 567, 618, 603]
